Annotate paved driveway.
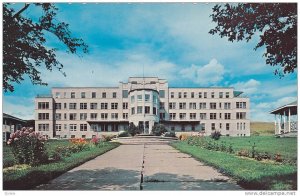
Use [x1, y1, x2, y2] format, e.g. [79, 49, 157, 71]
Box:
[35, 140, 241, 190]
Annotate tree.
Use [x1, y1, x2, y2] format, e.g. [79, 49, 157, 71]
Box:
[3, 3, 88, 92]
[209, 3, 297, 77]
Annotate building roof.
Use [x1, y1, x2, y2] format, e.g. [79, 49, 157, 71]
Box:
[3, 113, 26, 123]
[270, 101, 298, 115]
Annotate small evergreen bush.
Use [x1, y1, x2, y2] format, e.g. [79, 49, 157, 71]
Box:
[152, 124, 168, 136]
[210, 131, 221, 140]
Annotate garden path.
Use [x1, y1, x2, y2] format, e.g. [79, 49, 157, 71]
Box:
[35, 138, 241, 190]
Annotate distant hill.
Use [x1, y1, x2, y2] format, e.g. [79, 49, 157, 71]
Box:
[251, 122, 274, 135]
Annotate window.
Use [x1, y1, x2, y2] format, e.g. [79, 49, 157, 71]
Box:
[69, 113, 77, 120]
[169, 102, 176, 109]
[90, 113, 97, 120]
[160, 102, 165, 109]
[171, 126, 175, 131]
[210, 113, 216, 119]
[171, 92, 174, 98]
[112, 92, 117, 98]
[236, 102, 247, 109]
[38, 124, 49, 131]
[64, 103, 67, 109]
[211, 92, 215, 98]
[71, 92, 75, 98]
[237, 123, 239, 130]
[101, 124, 108, 132]
[82, 135, 86, 138]
[170, 113, 176, 120]
[200, 123, 205, 131]
[122, 90, 128, 98]
[38, 113, 49, 120]
[211, 123, 215, 131]
[55, 124, 61, 131]
[80, 103, 87, 109]
[112, 124, 119, 132]
[160, 113, 165, 120]
[236, 112, 246, 119]
[55, 103, 61, 110]
[80, 124, 87, 131]
[70, 124, 77, 131]
[64, 124, 67, 130]
[219, 92, 223, 98]
[219, 103, 222, 109]
[198, 92, 202, 98]
[192, 125, 195, 131]
[191, 92, 195, 98]
[137, 95, 142, 101]
[38, 102, 49, 109]
[190, 113, 196, 120]
[159, 90, 165, 98]
[145, 94, 150, 101]
[102, 92, 106, 98]
[71, 135, 75, 138]
[200, 113, 206, 120]
[90, 103, 97, 109]
[123, 102, 128, 109]
[153, 95, 157, 104]
[199, 103, 206, 109]
[210, 103, 216, 109]
[220, 123, 222, 129]
[101, 103, 108, 109]
[225, 113, 231, 119]
[111, 113, 118, 119]
[81, 92, 86, 98]
[183, 92, 187, 98]
[224, 102, 231, 109]
[226, 123, 230, 130]
[219, 113, 222, 119]
[179, 113, 186, 120]
[92, 92, 96, 98]
[179, 102, 186, 109]
[243, 123, 246, 130]
[69, 103, 76, 109]
[101, 113, 108, 120]
[123, 113, 128, 119]
[137, 106, 143, 114]
[80, 113, 87, 120]
[55, 92, 60, 98]
[91, 124, 98, 132]
[178, 92, 182, 98]
[63, 92, 67, 98]
[145, 106, 150, 114]
[204, 92, 207, 98]
[189, 102, 196, 109]
[131, 107, 135, 115]
[64, 113, 67, 120]
[55, 113, 61, 120]
[181, 125, 185, 131]
[226, 92, 230, 98]
[153, 107, 157, 115]
[131, 96, 135, 103]
[111, 103, 118, 110]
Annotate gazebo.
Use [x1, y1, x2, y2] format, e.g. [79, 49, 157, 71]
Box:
[270, 101, 297, 135]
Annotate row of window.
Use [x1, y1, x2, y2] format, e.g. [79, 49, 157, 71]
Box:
[55, 91, 123, 99]
[170, 91, 231, 99]
[54, 102, 122, 110]
[53, 112, 127, 120]
[130, 94, 158, 104]
[54, 124, 119, 132]
[173, 122, 245, 132]
[169, 112, 246, 120]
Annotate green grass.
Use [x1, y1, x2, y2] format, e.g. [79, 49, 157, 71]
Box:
[171, 141, 297, 190]
[250, 122, 275, 135]
[216, 136, 297, 163]
[3, 142, 120, 190]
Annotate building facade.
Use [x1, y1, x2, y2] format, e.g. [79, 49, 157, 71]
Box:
[3, 113, 26, 142]
[35, 77, 250, 138]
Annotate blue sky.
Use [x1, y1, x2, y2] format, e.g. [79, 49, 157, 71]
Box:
[3, 3, 298, 121]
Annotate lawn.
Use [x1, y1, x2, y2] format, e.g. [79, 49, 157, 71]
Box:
[171, 135, 297, 190]
[3, 140, 120, 190]
[250, 122, 274, 135]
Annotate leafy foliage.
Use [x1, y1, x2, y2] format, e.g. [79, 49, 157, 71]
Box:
[7, 127, 48, 166]
[151, 123, 168, 136]
[209, 3, 297, 76]
[127, 122, 139, 136]
[3, 3, 88, 92]
[210, 131, 221, 140]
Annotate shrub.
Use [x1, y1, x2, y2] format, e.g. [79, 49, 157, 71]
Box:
[164, 131, 176, 137]
[69, 138, 88, 151]
[210, 131, 221, 140]
[237, 149, 250, 157]
[275, 153, 283, 162]
[7, 127, 48, 166]
[91, 136, 100, 146]
[102, 134, 115, 142]
[152, 124, 168, 136]
[128, 122, 139, 136]
[179, 133, 189, 141]
[118, 130, 130, 137]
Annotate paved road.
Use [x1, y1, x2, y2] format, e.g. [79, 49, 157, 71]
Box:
[35, 139, 241, 190]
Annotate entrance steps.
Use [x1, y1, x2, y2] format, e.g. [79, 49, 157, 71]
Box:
[111, 135, 178, 145]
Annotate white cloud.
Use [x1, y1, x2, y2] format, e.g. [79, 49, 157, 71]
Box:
[232, 79, 261, 95]
[179, 58, 225, 86]
[3, 96, 35, 120]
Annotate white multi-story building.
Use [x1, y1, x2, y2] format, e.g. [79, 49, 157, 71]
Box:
[35, 77, 250, 138]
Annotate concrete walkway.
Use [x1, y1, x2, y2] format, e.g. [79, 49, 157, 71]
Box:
[35, 140, 241, 190]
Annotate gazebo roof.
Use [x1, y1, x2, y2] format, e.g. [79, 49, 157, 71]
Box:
[270, 101, 297, 115]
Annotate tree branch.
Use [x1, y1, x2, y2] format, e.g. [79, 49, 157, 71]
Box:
[13, 3, 30, 19]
